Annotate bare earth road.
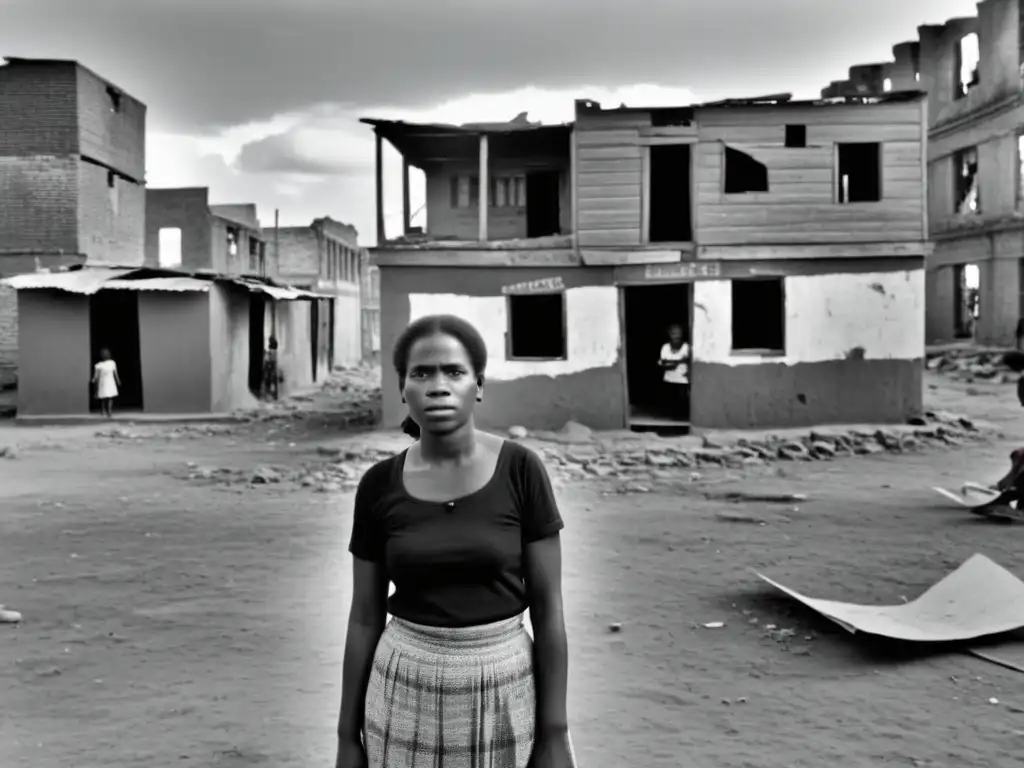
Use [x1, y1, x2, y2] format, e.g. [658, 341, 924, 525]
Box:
[2, 372, 1024, 768]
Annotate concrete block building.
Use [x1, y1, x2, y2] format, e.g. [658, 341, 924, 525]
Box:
[0, 57, 146, 385]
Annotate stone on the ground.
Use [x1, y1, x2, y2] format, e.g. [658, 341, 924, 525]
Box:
[508, 425, 528, 440]
[0, 605, 22, 623]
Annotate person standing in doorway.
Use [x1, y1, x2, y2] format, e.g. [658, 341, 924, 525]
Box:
[92, 348, 121, 418]
[336, 313, 576, 768]
[262, 336, 279, 400]
[658, 323, 690, 421]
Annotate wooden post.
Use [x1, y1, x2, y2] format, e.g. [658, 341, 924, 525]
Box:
[478, 134, 489, 242]
[401, 157, 411, 235]
[375, 131, 385, 245]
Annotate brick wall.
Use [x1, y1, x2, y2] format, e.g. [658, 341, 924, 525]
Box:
[0, 155, 79, 255]
[78, 160, 145, 265]
[0, 59, 79, 157]
[76, 63, 146, 181]
[0, 285, 17, 386]
[275, 226, 320, 284]
[145, 187, 213, 269]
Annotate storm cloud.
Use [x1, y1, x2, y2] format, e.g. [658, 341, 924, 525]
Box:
[6, 0, 974, 132]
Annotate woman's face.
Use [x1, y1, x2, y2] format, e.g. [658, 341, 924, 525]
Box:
[402, 332, 481, 434]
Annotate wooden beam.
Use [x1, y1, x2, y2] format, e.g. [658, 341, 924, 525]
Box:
[570, 128, 579, 252]
[639, 136, 699, 146]
[640, 146, 651, 243]
[697, 242, 931, 260]
[375, 131, 385, 245]
[580, 249, 683, 265]
[402, 157, 411, 235]
[371, 248, 579, 268]
[920, 96, 928, 241]
[478, 135, 489, 241]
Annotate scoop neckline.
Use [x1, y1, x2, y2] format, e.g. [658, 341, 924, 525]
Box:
[397, 439, 509, 506]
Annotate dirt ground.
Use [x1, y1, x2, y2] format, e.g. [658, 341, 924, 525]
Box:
[3, 372, 1024, 768]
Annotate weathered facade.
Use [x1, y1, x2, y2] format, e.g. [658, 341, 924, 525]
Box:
[145, 188, 270, 277]
[365, 96, 929, 432]
[824, 0, 1024, 345]
[275, 216, 371, 368]
[1, 266, 321, 418]
[0, 57, 146, 386]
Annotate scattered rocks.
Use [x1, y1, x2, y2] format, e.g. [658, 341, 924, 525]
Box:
[0, 605, 22, 623]
[926, 347, 1019, 384]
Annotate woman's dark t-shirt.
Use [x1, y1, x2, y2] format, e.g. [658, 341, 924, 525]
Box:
[347, 439, 564, 628]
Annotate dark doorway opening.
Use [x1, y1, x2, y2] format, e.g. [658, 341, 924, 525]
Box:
[649, 144, 692, 242]
[248, 295, 266, 396]
[526, 171, 561, 238]
[328, 299, 336, 370]
[623, 283, 691, 430]
[89, 290, 143, 412]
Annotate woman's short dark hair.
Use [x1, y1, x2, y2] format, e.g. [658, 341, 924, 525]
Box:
[392, 314, 488, 384]
[393, 315, 488, 440]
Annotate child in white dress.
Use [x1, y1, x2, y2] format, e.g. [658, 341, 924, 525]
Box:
[92, 348, 121, 418]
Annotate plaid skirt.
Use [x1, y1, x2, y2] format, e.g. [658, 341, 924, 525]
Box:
[364, 614, 553, 767]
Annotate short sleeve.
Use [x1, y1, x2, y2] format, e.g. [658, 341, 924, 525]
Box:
[514, 446, 564, 543]
[348, 463, 389, 563]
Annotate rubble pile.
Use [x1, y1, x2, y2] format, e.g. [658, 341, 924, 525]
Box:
[538, 412, 981, 482]
[925, 347, 1019, 383]
[238, 364, 382, 427]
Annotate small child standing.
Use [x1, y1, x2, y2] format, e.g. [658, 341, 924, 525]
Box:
[262, 337, 279, 400]
[92, 348, 121, 418]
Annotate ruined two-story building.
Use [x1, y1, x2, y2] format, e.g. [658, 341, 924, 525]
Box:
[363, 93, 930, 432]
[824, 0, 1024, 345]
[0, 56, 146, 386]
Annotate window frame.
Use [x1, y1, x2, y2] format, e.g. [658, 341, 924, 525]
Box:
[729, 277, 786, 355]
[504, 290, 569, 362]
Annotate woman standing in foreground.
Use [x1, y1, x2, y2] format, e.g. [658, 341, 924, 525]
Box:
[336, 314, 576, 768]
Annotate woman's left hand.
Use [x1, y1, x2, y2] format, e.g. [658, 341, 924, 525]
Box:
[528, 734, 574, 768]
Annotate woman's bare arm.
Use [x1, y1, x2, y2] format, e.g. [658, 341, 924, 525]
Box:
[524, 534, 569, 737]
[337, 556, 389, 743]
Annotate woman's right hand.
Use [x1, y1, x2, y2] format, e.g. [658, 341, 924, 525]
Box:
[335, 737, 367, 768]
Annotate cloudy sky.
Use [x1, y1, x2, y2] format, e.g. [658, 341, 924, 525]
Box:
[7, 0, 977, 245]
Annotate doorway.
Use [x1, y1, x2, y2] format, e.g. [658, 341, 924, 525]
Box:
[526, 171, 561, 238]
[310, 300, 319, 382]
[248, 294, 266, 396]
[622, 283, 691, 428]
[89, 290, 143, 412]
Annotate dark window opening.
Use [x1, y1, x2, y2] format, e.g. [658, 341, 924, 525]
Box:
[107, 171, 115, 188]
[650, 107, 694, 127]
[106, 87, 121, 112]
[227, 226, 239, 257]
[837, 143, 881, 202]
[648, 144, 692, 241]
[525, 171, 561, 237]
[953, 263, 979, 339]
[723, 147, 768, 193]
[507, 292, 566, 359]
[784, 124, 806, 148]
[954, 146, 980, 214]
[731, 278, 784, 352]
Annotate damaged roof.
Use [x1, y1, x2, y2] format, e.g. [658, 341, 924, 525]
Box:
[360, 112, 572, 168]
[0, 265, 327, 300]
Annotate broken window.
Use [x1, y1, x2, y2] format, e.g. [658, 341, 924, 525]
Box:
[158, 227, 182, 267]
[955, 33, 980, 99]
[648, 144, 692, 241]
[226, 226, 239, 257]
[731, 278, 785, 353]
[490, 175, 527, 208]
[784, 125, 806, 148]
[506, 292, 566, 359]
[723, 147, 768, 193]
[954, 147, 980, 214]
[106, 86, 121, 113]
[449, 175, 480, 209]
[837, 143, 881, 203]
[249, 237, 260, 272]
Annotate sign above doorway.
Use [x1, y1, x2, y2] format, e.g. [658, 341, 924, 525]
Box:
[643, 262, 722, 281]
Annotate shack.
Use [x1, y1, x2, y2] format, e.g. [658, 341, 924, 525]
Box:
[365, 92, 931, 432]
[1, 265, 326, 418]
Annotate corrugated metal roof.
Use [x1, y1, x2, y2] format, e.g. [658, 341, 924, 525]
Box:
[102, 277, 212, 292]
[0, 267, 132, 294]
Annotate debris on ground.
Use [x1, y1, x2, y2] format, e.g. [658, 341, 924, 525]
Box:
[238, 364, 381, 427]
[0, 605, 22, 623]
[926, 347, 1019, 383]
